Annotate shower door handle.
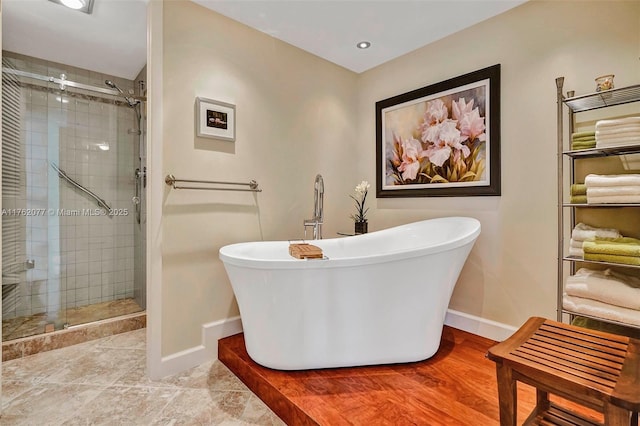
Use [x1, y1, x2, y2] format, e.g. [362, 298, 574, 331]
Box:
[2, 259, 35, 286]
[134, 168, 144, 224]
[3, 259, 35, 273]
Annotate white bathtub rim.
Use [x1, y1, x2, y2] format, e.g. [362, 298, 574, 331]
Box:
[219, 217, 480, 270]
[220, 239, 476, 270]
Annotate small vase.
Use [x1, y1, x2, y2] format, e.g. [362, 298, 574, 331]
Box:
[354, 220, 368, 235]
[595, 74, 614, 92]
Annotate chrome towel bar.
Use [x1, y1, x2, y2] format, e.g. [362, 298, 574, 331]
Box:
[165, 174, 261, 192]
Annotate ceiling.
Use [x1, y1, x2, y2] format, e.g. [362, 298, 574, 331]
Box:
[195, 0, 527, 74]
[2, 0, 527, 80]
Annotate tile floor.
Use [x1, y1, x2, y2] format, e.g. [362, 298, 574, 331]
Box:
[1, 328, 284, 425]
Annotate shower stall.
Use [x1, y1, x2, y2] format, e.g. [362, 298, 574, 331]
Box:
[1, 51, 146, 341]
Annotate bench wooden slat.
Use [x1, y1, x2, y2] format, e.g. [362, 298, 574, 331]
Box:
[539, 322, 630, 346]
[528, 334, 627, 364]
[510, 350, 617, 393]
[515, 346, 621, 383]
[525, 402, 603, 426]
[522, 339, 624, 375]
[536, 328, 628, 356]
[534, 328, 628, 359]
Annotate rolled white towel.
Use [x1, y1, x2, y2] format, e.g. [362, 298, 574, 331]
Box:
[566, 268, 640, 311]
[568, 246, 583, 257]
[571, 222, 621, 241]
[587, 194, 640, 204]
[568, 238, 583, 257]
[563, 294, 640, 326]
[587, 186, 640, 196]
[595, 116, 640, 129]
[569, 238, 583, 248]
[585, 173, 640, 187]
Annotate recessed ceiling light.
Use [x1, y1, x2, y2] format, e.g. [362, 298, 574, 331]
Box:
[61, 0, 84, 9]
[357, 41, 371, 49]
[49, 0, 95, 14]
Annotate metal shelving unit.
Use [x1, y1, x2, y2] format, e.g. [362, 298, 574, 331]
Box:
[563, 83, 640, 112]
[556, 77, 640, 330]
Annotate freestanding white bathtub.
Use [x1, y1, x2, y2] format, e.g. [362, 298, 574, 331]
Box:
[219, 216, 480, 370]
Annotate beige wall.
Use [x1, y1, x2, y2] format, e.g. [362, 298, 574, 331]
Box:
[157, 0, 640, 356]
[161, 0, 358, 354]
[357, 0, 640, 326]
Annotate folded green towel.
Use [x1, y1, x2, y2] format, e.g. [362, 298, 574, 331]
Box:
[572, 137, 597, 143]
[594, 236, 640, 245]
[572, 130, 596, 139]
[583, 252, 640, 265]
[570, 195, 587, 204]
[571, 146, 596, 150]
[570, 184, 587, 195]
[583, 239, 640, 257]
[571, 140, 596, 146]
[584, 236, 640, 258]
[571, 143, 596, 151]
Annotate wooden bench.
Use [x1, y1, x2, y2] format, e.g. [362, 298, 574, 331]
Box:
[487, 316, 640, 426]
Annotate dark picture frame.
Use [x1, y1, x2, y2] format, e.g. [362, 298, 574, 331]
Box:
[376, 64, 500, 197]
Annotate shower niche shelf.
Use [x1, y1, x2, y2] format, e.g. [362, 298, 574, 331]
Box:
[556, 77, 640, 331]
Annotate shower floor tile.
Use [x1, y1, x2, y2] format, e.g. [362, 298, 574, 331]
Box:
[2, 298, 142, 341]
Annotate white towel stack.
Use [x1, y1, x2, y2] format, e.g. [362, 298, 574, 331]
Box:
[569, 222, 621, 257]
[563, 267, 640, 326]
[595, 116, 640, 148]
[585, 173, 640, 204]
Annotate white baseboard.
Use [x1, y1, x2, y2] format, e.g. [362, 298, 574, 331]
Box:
[445, 309, 516, 342]
[156, 310, 514, 378]
[157, 316, 243, 378]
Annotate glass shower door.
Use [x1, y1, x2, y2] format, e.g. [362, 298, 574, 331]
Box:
[2, 57, 68, 338]
[3, 52, 143, 342]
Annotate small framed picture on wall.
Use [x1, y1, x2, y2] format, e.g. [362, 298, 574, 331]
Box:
[195, 97, 236, 141]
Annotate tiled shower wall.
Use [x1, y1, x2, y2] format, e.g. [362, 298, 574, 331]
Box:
[2, 52, 139, 322]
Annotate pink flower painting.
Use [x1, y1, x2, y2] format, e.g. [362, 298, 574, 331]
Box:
[384, 88, 488, 186]
[377, 64, 500, 197]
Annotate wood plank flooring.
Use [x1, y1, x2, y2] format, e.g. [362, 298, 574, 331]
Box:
[219, 326, 581, 425]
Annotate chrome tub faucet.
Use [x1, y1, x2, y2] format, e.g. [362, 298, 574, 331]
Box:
[304, 174, 324, 239]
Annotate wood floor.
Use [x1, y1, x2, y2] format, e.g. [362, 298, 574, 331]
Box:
[219, 326, 594, 425]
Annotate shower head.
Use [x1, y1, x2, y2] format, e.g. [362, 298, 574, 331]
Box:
[105, 80, 139, 108]
[105, 79, 123, 94]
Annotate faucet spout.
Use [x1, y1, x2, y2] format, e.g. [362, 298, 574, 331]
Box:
[313, 174, 324, 221]
[304, 174, 324, 239]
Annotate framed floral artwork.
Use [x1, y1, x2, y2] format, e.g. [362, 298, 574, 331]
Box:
[376, 64, 500, 197]
[195, 97, 236, 141]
